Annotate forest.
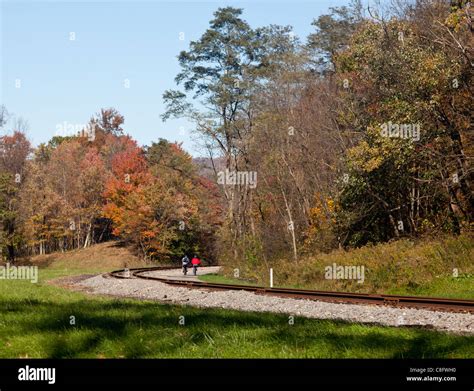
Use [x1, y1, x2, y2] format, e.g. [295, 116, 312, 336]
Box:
[0, 0, 472, 268]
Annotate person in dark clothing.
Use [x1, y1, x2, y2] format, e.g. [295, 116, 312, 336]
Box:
[181, 255, 190, 275]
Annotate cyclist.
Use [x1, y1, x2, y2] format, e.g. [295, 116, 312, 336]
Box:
[181, 254, 190, 275]
[191, 255, 201, 276]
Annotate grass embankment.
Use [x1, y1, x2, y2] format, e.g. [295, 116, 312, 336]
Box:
[26, 241, 148, 272]
[211, 234, 474, 299]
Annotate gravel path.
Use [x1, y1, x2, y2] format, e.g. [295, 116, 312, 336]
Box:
[142, 266, 222, 281]
[74, 268, 474, 335]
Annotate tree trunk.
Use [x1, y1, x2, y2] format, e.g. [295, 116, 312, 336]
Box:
[84, 222, 92, 248]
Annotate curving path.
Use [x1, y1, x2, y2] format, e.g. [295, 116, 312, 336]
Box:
[140, 266, 221, 281]
[70, 268, 474, 335]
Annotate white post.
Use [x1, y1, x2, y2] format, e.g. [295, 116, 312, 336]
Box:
[270, 268, 273, 288]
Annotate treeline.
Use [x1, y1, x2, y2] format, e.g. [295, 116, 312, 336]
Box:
[0, 108, 222, 262]
[163, 0, 473, 266]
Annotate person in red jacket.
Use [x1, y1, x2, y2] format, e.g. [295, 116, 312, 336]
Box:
[191, 255, 201, 276]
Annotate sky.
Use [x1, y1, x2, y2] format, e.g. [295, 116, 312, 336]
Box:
[1, 0, 350, 156]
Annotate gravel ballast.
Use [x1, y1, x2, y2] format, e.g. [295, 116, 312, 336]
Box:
[74, 268, 474, 335]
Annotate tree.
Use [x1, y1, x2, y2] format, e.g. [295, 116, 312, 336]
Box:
[333, 0, 473, 245]
[162, 7, 299, 259]
[308, 0, 363, 73]
[88, 108, 125, 150]
[102, 138, 153, 253]
[0, 131, 31, 261]
[0, 106, 9, 128]
[102, 139, 221, 261]
[80, 149, 107, 248]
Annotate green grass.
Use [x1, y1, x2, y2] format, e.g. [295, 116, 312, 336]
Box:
[386, 274, 474, 299]
[0, 267, 473, 358]
[199, 273, 259, 286]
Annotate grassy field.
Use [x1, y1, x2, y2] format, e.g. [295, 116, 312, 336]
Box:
[199, 273, 259, 286]
[216, 234, 474, 299]
[0, 265, 473, 358]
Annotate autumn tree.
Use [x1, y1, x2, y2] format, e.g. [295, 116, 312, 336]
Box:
[87, 108, 125, 150]
[308, 0, 364, 73]
[102, 138, 221, 261]
[334, 0, 473, 245]
[0, 131, 31, 261]
[102, 137, 150, 247]
[80, 149, 108, 247]
[163, 7, 304, 260]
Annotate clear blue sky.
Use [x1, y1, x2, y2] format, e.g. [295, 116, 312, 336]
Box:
[1, 0, 349, 156]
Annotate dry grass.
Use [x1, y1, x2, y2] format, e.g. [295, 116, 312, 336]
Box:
[26, 241, 148, 271]
[221, 234, 474, 297]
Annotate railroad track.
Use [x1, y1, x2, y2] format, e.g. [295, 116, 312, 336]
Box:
[108, 266, 474, 314]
